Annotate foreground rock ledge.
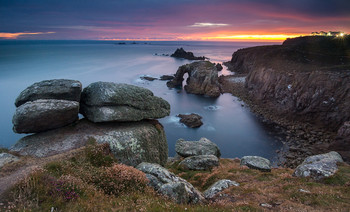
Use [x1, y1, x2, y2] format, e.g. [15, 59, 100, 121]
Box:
[10, 119, 168, 167]
[240, 156, 271, 172]
[175, 137, 221, 158]
[136, 162, 205, 204]
[294, 151, 343, 180]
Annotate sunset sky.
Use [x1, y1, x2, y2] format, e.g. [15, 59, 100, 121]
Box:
[1, 0, 349, 41]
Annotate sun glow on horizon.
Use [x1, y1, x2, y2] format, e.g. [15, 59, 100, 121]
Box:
[100, 33, 307, 42]
[0, 32, 55, 39]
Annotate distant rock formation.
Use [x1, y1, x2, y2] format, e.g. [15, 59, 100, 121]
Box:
[80, 82, 170, 122]
[170, 48, 205, 60]
[177, 113, 203, 128]
[167, 61, 221, 97]
[159, 75, 175, 81]
[215, 63, 223, 71]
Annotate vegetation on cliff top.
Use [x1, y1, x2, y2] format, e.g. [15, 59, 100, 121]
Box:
[1, 143, 350, 211]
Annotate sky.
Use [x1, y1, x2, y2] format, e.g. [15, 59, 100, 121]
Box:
[0, 0, 349, 41]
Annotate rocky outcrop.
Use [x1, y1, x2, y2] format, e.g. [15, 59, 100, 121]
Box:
[10, 119, 168, 167]
[0, 153, 19, 168]
[166, 61, 221, 97]
[179, 155, 219, 170]
[160, 75, 175, 81]
[203, 179, 239, 199]
[136, 162, 205, 204]
[224, 36, 350, 131]
[177, 113, 203, 128]
[329, 122, 350, 162]
[175, 137, 221, 158]
[140, 76, 157, 81]
[294, 151, 343, 180]
[15, 79, 82, 107]
[170, 48, 205, 60]
[240, 156, 271, 172]
[12, 99, 79, 133]
[215, 63, 223, 71]
[245, 68, 350, 131]
[80, 82, 170, 122]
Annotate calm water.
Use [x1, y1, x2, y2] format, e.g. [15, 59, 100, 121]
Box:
[0, 40, 283, 161]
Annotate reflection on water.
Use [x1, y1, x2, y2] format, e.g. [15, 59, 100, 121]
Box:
[0, 40, 282, 161]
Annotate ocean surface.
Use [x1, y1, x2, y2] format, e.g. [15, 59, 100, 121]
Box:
[0, 40, 283, 162]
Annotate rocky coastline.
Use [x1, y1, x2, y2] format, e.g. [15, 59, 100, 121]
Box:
[220, 36, 350, 167]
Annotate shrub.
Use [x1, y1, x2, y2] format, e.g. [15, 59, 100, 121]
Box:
[96, 164, 149, 196]
[85, 143, 116, 167]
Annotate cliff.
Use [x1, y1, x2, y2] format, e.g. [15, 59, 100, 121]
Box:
[225, 36, 350, 131]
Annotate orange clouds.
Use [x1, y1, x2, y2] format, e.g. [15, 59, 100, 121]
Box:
[0, 32, 55, 39]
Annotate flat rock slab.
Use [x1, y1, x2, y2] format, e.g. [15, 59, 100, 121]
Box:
[294, 151, 343, 180]
[80, 82, 170, 122]
[15, 79, 82, 107]
[12, 99, 79, 133]
[10, 119, 168, 167]
[179, 155, 219, 170]
[0, 153, 19, 169]
[177, 113, 203, 128]
[203, 179, 239, 199]
[175, 137, 221, 158]
[136, 162, 205, 204]
[240, 156, 271, 172]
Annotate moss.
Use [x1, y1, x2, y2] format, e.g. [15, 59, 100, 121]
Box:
[0, 147, 9, 153]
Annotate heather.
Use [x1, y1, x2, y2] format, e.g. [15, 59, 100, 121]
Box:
[1, 143, 350, 211]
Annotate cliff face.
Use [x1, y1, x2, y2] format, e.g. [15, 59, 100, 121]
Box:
[226, 36, 350, 131]
[246, 68, 350, 130]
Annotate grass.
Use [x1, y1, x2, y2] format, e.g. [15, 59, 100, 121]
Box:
[1, 146, 350, 211]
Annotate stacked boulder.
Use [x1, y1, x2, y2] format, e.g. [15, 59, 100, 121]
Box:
[175, 137, 221, 170]
[11, 80, 170, 166]
[13, 79, 82, 133]
[80, 82, 170, 122]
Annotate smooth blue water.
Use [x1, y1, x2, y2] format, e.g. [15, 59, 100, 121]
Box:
[0, 40, 283, 161]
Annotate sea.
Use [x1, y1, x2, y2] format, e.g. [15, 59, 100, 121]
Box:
[0, 40, 284, 162]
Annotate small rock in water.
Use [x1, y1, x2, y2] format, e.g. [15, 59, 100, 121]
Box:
[177, 113, 203, 128]
[160, 75, 175, 81]
[140, 76, 157, 81]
